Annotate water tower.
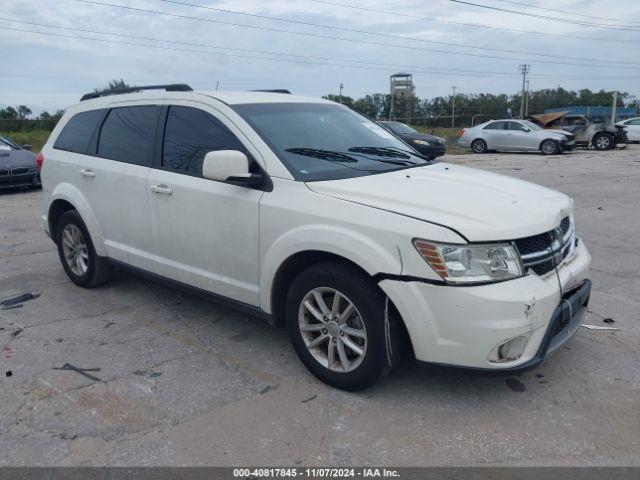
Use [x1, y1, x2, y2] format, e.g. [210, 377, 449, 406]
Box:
[389, 72, 415, 120]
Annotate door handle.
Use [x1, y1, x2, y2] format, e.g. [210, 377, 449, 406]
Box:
[150, 184, 173, 195]
[79, 169, 96, 177]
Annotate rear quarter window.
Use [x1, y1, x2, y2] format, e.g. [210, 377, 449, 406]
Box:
[53, 109, 105, 154]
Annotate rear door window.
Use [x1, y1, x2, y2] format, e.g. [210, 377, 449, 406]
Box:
[485, 121, 507, 130]
[54, 109, 105, 154]
[97, 106, 160, 166]
[162, 106, 244, 176]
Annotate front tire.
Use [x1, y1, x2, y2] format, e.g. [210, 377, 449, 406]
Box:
[540, 139, 560, 155]
[593, 133, 613, 150]
[471, 139, 488, 154]
[285, 262, 403, 391]
[56, 210, 112, 288]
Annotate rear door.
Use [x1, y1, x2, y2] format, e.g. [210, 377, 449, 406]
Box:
[91, 103, 162, 269]
[145, 102, 262, 305]
[482, 121, 508, 149]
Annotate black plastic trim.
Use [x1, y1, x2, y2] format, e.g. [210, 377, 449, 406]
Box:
[373, 272, 522, 288]
[109, 259, 275, 325]
[80, 83, 192, 101]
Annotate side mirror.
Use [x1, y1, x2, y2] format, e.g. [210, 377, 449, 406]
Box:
[522, 127, 530, 132]
[203, 150, 249, 181]
[202, 150, 266, 188]
[22, 144, 32, 151]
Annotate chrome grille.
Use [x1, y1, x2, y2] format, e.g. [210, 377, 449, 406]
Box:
[514, 217, 575, 276]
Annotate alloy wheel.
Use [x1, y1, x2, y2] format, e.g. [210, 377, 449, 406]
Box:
[298, 287, 367, 373]
[61, 224, 89, 276]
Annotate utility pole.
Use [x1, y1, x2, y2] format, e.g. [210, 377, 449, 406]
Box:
[524, 80, 530, 117]
[611, 91, 618, 124]
[519, 64, 530, 119]
[338, 83, 344, 104]
[451, 86, 457, 128]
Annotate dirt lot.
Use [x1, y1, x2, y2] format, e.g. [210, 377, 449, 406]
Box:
[1, 146, 639, 466]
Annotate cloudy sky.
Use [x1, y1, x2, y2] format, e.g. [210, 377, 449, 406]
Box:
[2, 0, 640, 114]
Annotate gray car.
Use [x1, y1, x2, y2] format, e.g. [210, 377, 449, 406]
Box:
[0, 136, 40, 189]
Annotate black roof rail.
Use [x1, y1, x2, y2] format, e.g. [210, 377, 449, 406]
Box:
[80, 83, 193, 101]
[250, 89, 291, 94]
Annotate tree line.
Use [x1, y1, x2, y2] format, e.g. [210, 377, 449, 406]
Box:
[324, 87, 639, 127]
[2, 81, 638, 132]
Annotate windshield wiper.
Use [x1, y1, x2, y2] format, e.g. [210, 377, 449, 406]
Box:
[286, 148, 358, 162]
[350, 146, 432, 162]
[348, 146, 411, 159]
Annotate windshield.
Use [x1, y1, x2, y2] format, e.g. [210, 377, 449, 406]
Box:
[0, 137, 18, 150]
[232, 102, 431, 181]
[383, 122, 417, 135]
[521, 120, 543, 131]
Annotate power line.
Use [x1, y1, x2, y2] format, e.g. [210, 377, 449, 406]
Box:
[491, 0, 640, 26]
[305, 0, 640, 44]
[148, 0, 640, 65]
[0, 18, 527, 78]
[0, 25, 529, 78]
[449, 0, 640, 31]
[68, 0, 640, 69]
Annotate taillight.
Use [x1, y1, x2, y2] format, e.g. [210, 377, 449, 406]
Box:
[458, 129, 466, 137]
[35, 152, 44, 170]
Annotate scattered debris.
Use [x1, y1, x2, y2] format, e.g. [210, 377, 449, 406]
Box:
[3, 347, 12, 359]
[133, 369, 162, 378]
[505, 378, 525, 392]
[597, 206, 604, 211]
[301, 394, 317, 403]
[5, 371, 12, 377]
[582, 324, 619, 331]
[11, 328, 24, 337]
[55, 338, 63, 343]
[603, 318, 615, 324]
[0, 292, 40, 306]
[53, 433, 77, 440]
[258, 385, 272, 395]
[1, 304, 23, 311]
[104, 322, 116, 329]
[53, 363, 102, 382]
[535, 374, 544, 378]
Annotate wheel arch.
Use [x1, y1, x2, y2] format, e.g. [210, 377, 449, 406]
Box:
[47, 183, 107, 255]
[539, 137, 560, 152]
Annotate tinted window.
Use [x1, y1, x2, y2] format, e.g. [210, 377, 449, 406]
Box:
[507, 121, 527, 131]
[384, 122, 417, 135]
[54, 110, 104, 154]
[162, 106, 244, 176]
[484, 121, 507, 130]
[97, 106, 159, 166]
[628, 119, 640, 125]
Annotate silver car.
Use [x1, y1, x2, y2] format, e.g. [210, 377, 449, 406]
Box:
[458, 119, 575, 155]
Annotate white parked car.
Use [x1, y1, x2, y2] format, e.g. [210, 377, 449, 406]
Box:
[459, 119, 575, 154]
[616, 117, 640, 142]
[40, 85, 591, 390]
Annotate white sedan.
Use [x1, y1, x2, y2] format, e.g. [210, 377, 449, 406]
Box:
[616, 117, 640, 142]
[459, 119, 575, 155]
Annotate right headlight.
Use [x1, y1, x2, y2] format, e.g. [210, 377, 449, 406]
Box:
[413, 239, 524, 284]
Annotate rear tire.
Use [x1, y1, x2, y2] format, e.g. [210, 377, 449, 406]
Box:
[540, 139, 560, 155]
[471, 139, 488, 154]
[593, 133, 613, 150]
[285, 261, 404, 391]
[56, 210, 112, 288]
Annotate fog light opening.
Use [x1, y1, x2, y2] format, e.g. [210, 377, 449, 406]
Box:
[490, 335, 529, 363]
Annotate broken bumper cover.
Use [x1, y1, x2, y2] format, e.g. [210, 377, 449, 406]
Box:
[379, 238, 591, 370]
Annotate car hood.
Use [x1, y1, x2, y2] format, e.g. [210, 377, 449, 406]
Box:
[0, 150, 36, 167]
[306, 163, 572, 242]
[400, 132, 443, 143]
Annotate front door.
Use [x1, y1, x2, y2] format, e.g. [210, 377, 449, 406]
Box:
[146, 103, 262, 305]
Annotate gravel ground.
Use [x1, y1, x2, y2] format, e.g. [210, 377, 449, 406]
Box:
[0, 145, 639, 466]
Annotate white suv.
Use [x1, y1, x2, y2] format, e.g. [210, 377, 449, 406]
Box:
[40, 85, 592, 390]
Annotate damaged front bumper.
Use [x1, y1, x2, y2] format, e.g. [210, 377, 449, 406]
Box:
[379, 238, 591, 371]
